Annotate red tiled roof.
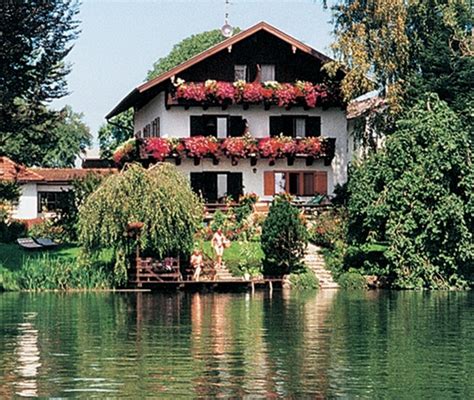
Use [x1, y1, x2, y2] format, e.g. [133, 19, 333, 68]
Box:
[31, 168, 116, 182]
[347, 96, 386, 119]
[0, 156, 116, 183]
[106, 21, 336, 119]
[0, 157, 44, 182]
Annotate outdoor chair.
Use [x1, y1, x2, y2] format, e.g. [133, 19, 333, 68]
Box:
[17, 238, 44, 250]
[34, 237, 58, 248]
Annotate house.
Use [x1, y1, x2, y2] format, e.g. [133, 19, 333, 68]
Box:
[0, 156, 114, 221]
[107, 22, 352, 203]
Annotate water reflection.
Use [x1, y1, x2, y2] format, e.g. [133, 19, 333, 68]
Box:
[0, 290, 472, 398]
[15, 313, 41, 397]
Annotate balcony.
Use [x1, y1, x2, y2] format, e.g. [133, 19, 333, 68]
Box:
[113, 135, 336, 168]
[165, 80, 342, 110]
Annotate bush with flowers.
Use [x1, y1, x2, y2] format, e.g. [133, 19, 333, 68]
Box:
[113, 138, 138, 166]
[173, 78, 336, 108]
[183, 136, 220, 159]
[258, 135, 296, 160]
[297, 137, 324, 157]
[221, 133, 258, 159]
[145, 137, 171, 161]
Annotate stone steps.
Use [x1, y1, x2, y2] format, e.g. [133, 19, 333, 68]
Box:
[304, 243, 339, 289]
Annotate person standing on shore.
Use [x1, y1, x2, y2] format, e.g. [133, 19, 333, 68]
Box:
[211, 228, 228, 270]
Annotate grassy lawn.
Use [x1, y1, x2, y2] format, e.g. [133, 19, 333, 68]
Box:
[0, 240, 264, 275]
[0, 242, 80, 271]
[200, 240, 263, 276]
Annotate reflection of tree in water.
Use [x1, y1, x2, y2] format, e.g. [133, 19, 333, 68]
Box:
[325, 290, 474, 398]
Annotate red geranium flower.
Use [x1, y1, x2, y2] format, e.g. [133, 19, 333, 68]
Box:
[145, 138, 171, 161]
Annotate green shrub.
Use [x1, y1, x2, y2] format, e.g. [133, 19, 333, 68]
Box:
[338, 269, 367, 289]
[289, 268, 319, 290]
[28, 219, 65, 242]
[261, 195, 308, 276]
[309, 208, 347, 249]
[348, 96, 473, 289]
[79, 163, 203, 284]
[17, 255, 113, 290]
[0, 220, 27, 243]
[0, 265, 20, 291]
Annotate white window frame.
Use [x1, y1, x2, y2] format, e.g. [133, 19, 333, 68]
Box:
[261, 64, 275, 82]
[234, 65, 247, 81]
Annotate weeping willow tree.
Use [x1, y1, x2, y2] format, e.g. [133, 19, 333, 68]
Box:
[78, 163, 203, 284]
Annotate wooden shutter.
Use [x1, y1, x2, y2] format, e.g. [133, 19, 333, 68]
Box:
[305, 117, 321, 137]
[314, 171, 328, 195]
[227, 173, 243, 200]
[228, 116, 245, 137]
[269, 116, 282, 137]
[190, 116, 204, 137]
[263, 171, 275, 196]
[190, 173, 203, 196]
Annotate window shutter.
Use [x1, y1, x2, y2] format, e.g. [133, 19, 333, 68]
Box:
[228, 116, 245, 137]
[314, 171, 328, 195]
[305, 117, 321, 137]
[269, 116, 282, 137]
[190, 116, 204, 137]
[227, 173, 243, 201]
[264, 171, 275, 196]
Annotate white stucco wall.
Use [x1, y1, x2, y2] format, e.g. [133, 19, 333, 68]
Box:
[170, 157, 334, 200]
[11, 183, 74, 220]
[13, 183, 38, 220]
[135, 92, 350, 192]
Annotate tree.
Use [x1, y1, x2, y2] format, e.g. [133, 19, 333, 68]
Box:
[146, 29, 231, 80]
[328, 0, 473, 112]
[347, 95, 473, 288]
[78, 163, 203, 284]
[261, 195, 308, 276]
[99, 29, 234, 157]
[41, 106, 92, 167]
[98, 109, 134, 159]
[0, 1, 80, 166]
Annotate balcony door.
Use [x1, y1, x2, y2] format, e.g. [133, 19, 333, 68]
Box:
[190, 172, 243, 202]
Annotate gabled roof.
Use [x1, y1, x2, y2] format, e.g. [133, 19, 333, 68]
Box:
[106, 21, 335, 119]
[0, 157, 44, 182]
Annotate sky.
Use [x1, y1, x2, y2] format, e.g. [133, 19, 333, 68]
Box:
[52, 0, 334, 149]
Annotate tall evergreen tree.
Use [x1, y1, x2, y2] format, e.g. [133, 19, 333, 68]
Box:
[0, 0, 80, 165]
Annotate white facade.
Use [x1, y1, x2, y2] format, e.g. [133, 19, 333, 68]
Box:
[134, 92, 350, 198]
[12, 183, 73, 220]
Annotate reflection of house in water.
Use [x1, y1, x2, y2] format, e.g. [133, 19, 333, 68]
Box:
[15, 313, 41, 398]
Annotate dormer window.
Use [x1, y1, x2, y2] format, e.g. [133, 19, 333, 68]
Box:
[261, 64, 275, 81]
[234, 65, 247, 81]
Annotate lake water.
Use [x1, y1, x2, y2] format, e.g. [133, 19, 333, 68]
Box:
[0, 290, 472, 398]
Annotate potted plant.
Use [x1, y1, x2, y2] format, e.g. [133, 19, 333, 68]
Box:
[145, 137, 171, 161]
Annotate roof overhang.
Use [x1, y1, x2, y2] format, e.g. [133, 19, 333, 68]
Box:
[106, 21, 336, 120]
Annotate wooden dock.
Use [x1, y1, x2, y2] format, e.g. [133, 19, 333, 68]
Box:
[130, 278, 283, 293]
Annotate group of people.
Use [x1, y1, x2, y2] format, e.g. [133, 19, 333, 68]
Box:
[190, 228, 229, 281]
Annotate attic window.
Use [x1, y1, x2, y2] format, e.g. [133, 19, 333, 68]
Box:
[234, 65, 247, 81]
[261, 64, 275, 81]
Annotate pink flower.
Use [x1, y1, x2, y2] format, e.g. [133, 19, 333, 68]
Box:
[145, 138, 171, 161]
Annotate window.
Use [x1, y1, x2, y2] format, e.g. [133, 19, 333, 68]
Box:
[234, 65, 247, 81]
[261, 64, 275, 81]
[38, 191, 68, 213]
[190, 115, 246, 137]
[274, 172, 286, 194]
[190, 172, 243, 202]
[151, 117, 160, 137]
[143, 124, 151, 138]
[263, 171, 328, 196]
[270, 116, 321, 138]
